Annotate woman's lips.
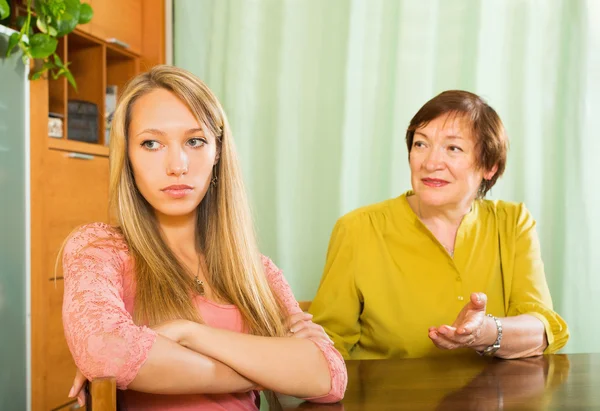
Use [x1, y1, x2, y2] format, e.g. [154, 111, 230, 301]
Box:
[161, 185, 194, 198]
[421, 178, 449, 188]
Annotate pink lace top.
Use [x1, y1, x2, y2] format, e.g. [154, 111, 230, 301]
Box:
[62, 223, 347, 410]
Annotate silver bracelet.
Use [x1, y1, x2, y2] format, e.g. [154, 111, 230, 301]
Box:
[478, 314, 502, 356]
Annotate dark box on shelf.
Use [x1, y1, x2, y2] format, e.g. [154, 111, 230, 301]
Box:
[67, 100, 99, 143]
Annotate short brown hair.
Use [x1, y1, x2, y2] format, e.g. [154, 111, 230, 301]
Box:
[405, 90, 508, 198]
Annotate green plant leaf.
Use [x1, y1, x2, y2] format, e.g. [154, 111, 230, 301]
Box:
[53, 53, 64, 68]
[48, 25, 58, 36]
[31, 69, 46, 80]
[63, 0, 81, 17]
[6, 32, 20, 57]
[29, 33, 58, 59]
[43, 60, 57, 71]
[37, 17, 49, 34]
[34, 0, 45, 18]
[0, 0, 10, 20]
[64, 68, 77, 91]
[28, 16, 37, 37]
[17, 14, 36, 37]
[45, 0, 66, 19]
[78, 2, 93, 24]
[55, 12, 78, 36]
[51, 67, 63, 79]
[56, 0, 80, 36]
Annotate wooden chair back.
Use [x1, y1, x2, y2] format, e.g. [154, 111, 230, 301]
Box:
[86, 378, 117, 411]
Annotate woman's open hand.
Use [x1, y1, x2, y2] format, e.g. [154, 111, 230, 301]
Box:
[429, 292, 491, 351]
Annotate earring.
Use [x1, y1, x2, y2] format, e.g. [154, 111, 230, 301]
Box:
[210, 168, 218, 187]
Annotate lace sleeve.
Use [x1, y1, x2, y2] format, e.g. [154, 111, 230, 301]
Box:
[262, 256, 347, 403]
[62, 223, 157, 390]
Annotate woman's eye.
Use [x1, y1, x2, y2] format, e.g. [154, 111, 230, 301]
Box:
[413, 141, 426, 148]
[449, 146, 463, 153]
[141, 140, 161, 150]
[187, 138, 207, 148]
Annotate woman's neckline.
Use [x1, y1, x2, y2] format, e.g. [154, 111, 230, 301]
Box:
[195, 295, 237, 309]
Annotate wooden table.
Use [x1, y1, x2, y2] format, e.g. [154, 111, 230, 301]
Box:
[266, 354, 600, 410]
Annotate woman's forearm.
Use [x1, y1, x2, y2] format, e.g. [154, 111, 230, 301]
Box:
[128, 335, 257, 394]
[474, 314, 547, 359]
[181, 323, 331, 398]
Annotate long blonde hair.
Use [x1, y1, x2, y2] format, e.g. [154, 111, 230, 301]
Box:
[109, 65, 287, 336]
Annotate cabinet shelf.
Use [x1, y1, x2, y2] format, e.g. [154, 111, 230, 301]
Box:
[48, 138, 110, 157]
[47, 30, 138, 152]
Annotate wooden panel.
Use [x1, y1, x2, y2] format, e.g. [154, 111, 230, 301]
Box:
[48, 137, 110, 157]
[43, 149, 110, 275]
[92, 0, 142, 55]
[39, 149, 110, 410]
[45, 279, 79, 410]
[30, 75, 50, 411]
[141, 0, 165, 70]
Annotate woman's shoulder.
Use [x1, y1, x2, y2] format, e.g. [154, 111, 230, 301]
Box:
[336, 196, 401, 229]
[63, 222, 129, 257]
[477, 199, 535, 230]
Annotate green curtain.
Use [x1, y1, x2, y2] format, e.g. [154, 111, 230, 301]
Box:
[174, 0, 599, 354]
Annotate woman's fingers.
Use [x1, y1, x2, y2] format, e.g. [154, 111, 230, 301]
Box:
[470, 292, 488, 308]
[76, 389, 86, 407]
[289, 319, 313, 334]
[437, 325, 461, 338]
[286, 312, 313, 331]
[457, 318, 482, 335]
[286, 313, 334, 345]
[69, 369, 86, 397]
[428, 330, 457, 350]
[68, 368, 87, 406]
[292, 328, 334, 345]
[432, 325, 479, 348]
[289, 322, 334, 344]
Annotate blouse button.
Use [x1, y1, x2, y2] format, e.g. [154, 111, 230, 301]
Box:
[458, 296, 464, 301]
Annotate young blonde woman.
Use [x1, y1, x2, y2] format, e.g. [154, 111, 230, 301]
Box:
[62, 65, 347, 410]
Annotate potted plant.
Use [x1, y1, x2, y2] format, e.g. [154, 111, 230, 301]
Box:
[0, 0, 93, 89]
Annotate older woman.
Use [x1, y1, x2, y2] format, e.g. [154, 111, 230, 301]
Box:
[309, 90, 569, 360]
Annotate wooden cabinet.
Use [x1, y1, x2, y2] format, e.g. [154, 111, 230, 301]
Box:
[25, 1, 165, 409]
[45, 279, 76, 410]
[30, 29, 119, 411]
[43, 149, 110, 249]
[13, 0, 162, 61]
[91, 0, 142, 55]
[31, 149, 109, 411]
[90, 0, 164, 62]
[141, 0, 166, 69]
[46, 29, 138, 153]
[107, 44, 141, 96]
